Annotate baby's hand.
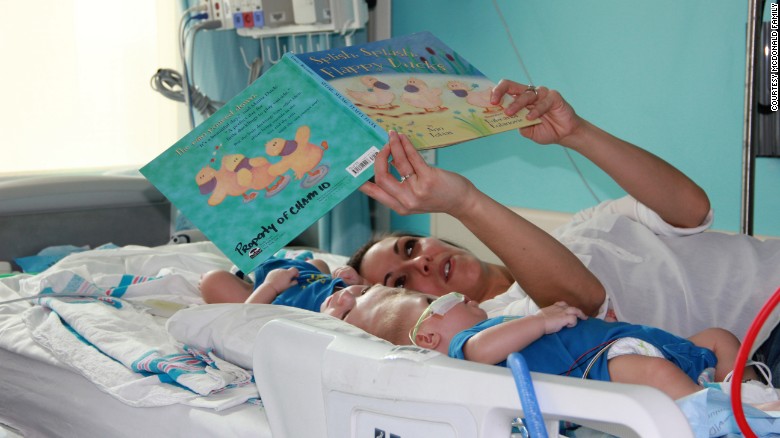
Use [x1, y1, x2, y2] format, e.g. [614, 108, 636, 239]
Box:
[537, 301, 587, 334]
[265, 267, 299, 295]
[332, 266, 366, 285]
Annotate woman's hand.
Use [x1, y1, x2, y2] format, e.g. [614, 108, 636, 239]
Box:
[491, 79, 582, 146]
[362, 129, 607, 316]
[359, 130, 477, 217]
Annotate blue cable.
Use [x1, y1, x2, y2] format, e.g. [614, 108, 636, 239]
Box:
[507, 352, 549, 438]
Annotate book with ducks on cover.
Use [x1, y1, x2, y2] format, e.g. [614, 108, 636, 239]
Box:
[296, 30, 539, 149]
[140, 32, 537, 272]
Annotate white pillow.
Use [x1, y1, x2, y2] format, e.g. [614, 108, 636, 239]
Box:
[166, 303, 389, 369]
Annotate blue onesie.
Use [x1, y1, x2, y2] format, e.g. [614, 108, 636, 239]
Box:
[249, 257, 346, 312]
[449, 317, 717, 382]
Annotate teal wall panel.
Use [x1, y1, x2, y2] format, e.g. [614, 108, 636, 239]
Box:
[390, 0, 779, 237]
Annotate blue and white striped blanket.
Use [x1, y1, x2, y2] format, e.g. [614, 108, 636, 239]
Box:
[2, 243, 260, 410]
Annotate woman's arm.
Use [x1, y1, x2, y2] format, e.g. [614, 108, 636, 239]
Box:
[360, 131, 606, 315]
[245, 267, 299, 304]
[492, 80, 711, 228]
[463, 302, 586, 364]
[559, 120, 710, 228]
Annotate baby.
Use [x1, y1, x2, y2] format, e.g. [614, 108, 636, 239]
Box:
[385, 291, 758, 400]
[200, 252, 369, 317]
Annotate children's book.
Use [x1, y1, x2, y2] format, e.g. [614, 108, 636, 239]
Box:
[296, 31, 539, 149]
[141, 32, 538, 273]
[141, 53, 385, 273]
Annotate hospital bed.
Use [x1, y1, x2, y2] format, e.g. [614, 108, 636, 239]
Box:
[0, 173, 708, 437]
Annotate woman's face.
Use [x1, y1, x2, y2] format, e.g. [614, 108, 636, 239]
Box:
[358, 235, 488, 300]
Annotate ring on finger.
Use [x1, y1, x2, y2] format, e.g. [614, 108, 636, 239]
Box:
[524, 85, 538, 97]
[400, 173, 415, 183]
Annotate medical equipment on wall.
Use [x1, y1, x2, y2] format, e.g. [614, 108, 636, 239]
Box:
[203, 0, 368, 46]
[154, 1, 370, 129]
[204, 0, 369, 65]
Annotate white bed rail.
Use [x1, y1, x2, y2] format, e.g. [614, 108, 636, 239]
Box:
[254, 318, 694, 437]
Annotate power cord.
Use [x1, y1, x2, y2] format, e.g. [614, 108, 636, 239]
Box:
[150, 67, 222, 119]
[491, 0, 601, 204]
[149, 9, 224, 128]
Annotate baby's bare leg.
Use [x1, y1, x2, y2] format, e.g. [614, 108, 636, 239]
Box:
[200, 270, 254, 303]
[608, 355, 701, 400]
[688, 328, 758, 382]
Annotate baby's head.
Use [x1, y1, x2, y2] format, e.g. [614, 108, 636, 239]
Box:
[405, 292, 487, 353]
[320, 284, 425, 344]
[321, 285, 486, 348]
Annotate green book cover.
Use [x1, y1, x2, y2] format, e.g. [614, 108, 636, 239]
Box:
[141, 54, 386, 273]
[141, 32, 536, 273]
[295, 31, 539, 150]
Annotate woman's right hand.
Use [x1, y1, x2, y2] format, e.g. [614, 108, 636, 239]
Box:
[359, 130, 477, 217]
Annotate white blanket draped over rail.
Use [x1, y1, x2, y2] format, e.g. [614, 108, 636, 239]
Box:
[0, 243, 258, 410]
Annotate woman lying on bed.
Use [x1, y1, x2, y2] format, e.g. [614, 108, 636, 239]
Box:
[352, 81, 780, 384]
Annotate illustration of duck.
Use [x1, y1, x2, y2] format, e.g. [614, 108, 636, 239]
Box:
[195, 155, 255, 206]
[266, 125, 329, 187]
[446, 80, 504, 114]
[346, 76, 398, 110]
[401, 77, 446, 112]
[233, 154, 290, 198]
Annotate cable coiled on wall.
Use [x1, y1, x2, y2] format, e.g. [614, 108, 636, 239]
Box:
[150, 68, 222, 119]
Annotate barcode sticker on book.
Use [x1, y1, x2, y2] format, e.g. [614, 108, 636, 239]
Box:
[347, 146, 379, 177]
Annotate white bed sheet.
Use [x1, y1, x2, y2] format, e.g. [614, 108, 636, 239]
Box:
[0, 346, 270, 438]
[0, 242, 271, 438]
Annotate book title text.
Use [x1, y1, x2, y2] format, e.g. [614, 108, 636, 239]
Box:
[176, 94, 259, 155]
[306, 47, 447, 79]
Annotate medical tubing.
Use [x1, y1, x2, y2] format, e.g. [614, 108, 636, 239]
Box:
[0, 294, 105, 306]
[730, 285, 780, 438]
[508, 352, 549, 438]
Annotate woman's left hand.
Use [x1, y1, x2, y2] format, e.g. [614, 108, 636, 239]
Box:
[491, 79, 582, 146]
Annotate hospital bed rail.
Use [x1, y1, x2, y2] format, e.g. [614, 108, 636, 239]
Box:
[254, 318, 694, 437]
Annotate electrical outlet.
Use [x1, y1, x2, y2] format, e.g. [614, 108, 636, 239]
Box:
[202, 0, 266, 30]
[202, 0, 233, 29]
